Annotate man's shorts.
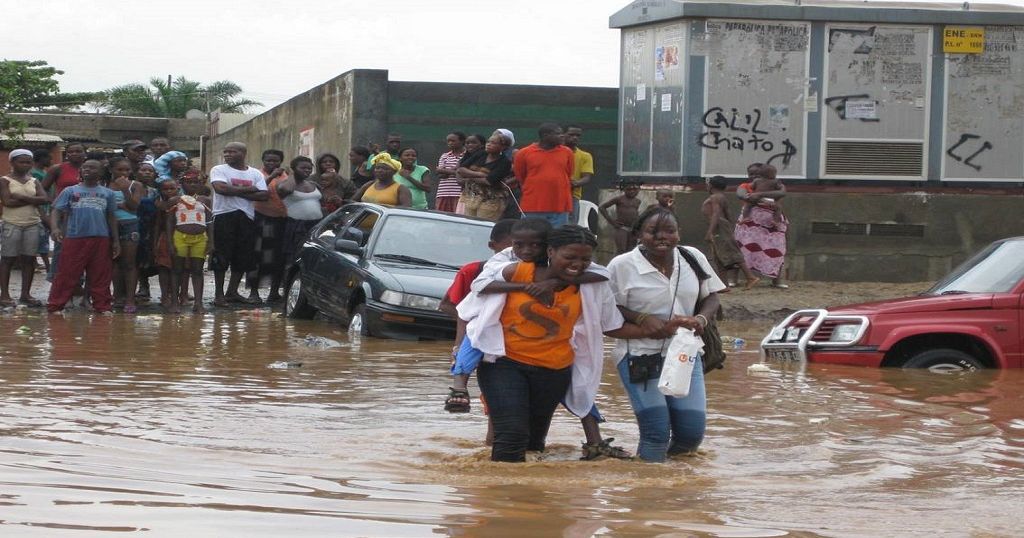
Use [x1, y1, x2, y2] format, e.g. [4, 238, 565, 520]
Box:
[212, 210, 257, 272]
[1, 222, 41, 257]
[173, 230, 208, 260]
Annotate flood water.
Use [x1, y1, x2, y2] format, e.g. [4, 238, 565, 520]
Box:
[0, 311, 1022, 537]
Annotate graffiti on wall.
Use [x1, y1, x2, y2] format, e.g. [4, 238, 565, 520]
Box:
[698, 106, 799, 168]
[946, 133, 994, 172]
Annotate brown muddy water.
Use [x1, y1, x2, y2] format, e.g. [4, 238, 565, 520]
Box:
[0, 312, 1021, 537]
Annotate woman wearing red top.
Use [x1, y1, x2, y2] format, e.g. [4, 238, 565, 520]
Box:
[42, 143, 87, 284]
[42, 143, 86, 199]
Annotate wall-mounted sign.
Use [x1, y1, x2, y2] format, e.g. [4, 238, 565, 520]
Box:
[943, 26, 984, 54]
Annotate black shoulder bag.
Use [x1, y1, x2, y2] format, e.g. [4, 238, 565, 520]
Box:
[677, 246, 727, 374]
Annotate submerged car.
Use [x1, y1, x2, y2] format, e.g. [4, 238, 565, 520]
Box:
[283, 203, 494, 340]
[761, 236, 1024, 371]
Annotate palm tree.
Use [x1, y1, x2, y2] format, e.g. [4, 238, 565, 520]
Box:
[97, 76, 262, 118]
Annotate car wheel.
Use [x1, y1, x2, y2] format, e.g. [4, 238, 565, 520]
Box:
[349, 303, 371, 336]
[284, 272, 317, 320]
[902, 348, 984, 372]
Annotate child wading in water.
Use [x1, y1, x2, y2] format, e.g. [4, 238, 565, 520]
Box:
[703, 176, 759, 289]
[443, 218, 630, 460]
[168, 175, 213, 313]
[599, 179, 642, 254]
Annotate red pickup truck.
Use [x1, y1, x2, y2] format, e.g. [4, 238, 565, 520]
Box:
[760, 237, 1024, 372]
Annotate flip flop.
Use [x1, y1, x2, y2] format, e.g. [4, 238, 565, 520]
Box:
[123, 305, 138, 314]
[0, 299, 17, 307]
[19, 298, 43, 307]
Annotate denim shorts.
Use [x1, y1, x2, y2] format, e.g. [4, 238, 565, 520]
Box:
[118, 220, 140, 243]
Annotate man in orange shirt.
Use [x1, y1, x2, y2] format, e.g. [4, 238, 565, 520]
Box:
[512, 123, 574, 227]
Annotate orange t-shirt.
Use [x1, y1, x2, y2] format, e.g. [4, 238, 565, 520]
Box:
[512, 143, 574, 213]
[500, 262, 581, 369]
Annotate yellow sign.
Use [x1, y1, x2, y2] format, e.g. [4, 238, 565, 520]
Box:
[943, 26, 985, 54]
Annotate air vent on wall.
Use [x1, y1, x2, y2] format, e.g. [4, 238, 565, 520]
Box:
[811, 222, 925, 237]
[824, 141, 923, 177]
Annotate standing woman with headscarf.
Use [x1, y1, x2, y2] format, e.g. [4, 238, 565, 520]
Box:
[353, 153, 412, 207]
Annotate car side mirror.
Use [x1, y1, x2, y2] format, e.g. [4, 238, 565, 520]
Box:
[334, 237, 363, 256]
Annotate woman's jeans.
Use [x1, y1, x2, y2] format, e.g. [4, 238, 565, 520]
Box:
[477, 357, 572, 462]
[616, 354, 706, 462]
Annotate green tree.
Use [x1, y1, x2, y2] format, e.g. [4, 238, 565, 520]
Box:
[0, 60, 97, 139]
[97, 76, 262, 118]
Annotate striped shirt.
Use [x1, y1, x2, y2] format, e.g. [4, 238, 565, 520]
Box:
[435, 150, 465, 199]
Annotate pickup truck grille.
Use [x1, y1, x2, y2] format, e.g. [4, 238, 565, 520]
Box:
[778, 315, 841, 342]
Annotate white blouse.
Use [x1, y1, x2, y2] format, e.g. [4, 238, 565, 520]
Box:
[607, 246, 726, 363]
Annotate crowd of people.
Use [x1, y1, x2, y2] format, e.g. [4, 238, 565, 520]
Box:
[0, 122, 794, 463]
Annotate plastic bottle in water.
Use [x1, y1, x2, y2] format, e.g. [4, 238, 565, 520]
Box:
[733, 338, 746, 350]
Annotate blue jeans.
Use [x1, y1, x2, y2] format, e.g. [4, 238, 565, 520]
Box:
[616, 354, 706, 462]
[477, 357, 572, 462]
[523, 211, 569, 227]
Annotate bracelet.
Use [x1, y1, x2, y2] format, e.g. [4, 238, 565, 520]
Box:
[695, 314, 709, 328]
[635, 313, 649, 325]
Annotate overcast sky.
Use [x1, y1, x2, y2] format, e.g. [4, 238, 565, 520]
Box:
[11, 0, 1024, 114]
[11, 0, 629, 112]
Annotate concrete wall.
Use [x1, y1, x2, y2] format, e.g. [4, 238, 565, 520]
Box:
[205, 70, 620, 199]
[205, 70, 386, 168]
[598, 188, 1024, 282]
[386, 81, 619, 197]
[10, 113, 205, 153]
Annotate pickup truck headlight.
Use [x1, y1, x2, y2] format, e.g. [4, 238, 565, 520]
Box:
[380, 290, 442, 311]
[829, 323, 863, 343]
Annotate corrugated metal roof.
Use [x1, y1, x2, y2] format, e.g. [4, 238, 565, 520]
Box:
[1, 133, 64, 143]
[610, 0, 1024, 28]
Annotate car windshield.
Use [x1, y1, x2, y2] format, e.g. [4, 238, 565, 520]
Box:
[372, 215, 494, 268]
[927, 239, 1024, 295]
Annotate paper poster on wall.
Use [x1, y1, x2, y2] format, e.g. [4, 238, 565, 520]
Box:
[844, 99, 878, 119]
[637, 83, 647, 101]
[661, 93, 672, 111]
[769, 105, 790, 131]
[805, 92, 819, 112]
[299, 127, 315, 158]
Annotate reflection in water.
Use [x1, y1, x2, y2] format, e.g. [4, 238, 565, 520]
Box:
[0, 312, 1021, 536]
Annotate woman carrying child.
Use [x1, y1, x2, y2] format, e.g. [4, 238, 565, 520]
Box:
[734, 163, 789, 287]
[456, 224, 673, 462]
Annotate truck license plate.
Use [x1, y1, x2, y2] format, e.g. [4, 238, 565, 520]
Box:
[766, 348, 799, 361]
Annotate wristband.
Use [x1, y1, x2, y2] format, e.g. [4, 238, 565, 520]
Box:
[635, 313, 649, 325]
[695, 314, 709, 328]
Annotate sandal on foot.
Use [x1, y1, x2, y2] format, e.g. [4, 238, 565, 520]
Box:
[123, 305, 138, 314]
[19, 297, 43, 307]
[444, 388, 471, 413]
[580, 438, 632, 461]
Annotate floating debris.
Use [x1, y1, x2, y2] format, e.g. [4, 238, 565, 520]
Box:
[304, 335, 342, 349]
[268, 361, 303, 369]
[747, 363, 771, 374]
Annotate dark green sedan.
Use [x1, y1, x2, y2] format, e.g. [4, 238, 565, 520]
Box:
[283, 203, 495, 340]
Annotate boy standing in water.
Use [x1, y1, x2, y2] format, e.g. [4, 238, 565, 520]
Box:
[598, 180, 642, 254]
[47, 160, 120, 313]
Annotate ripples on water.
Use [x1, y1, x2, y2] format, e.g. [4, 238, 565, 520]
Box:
[0, 312, 1021, 536]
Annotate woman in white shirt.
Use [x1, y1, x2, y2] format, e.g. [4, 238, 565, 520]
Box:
[606, 206, 726, 462]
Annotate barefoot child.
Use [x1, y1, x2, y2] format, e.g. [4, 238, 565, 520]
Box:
[703, 176, 759, 289]
[168, 176, 213, 313]
[447, 218, 631, 460]
[599, 179, 642, 254]
[106, 157, 145, 313]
